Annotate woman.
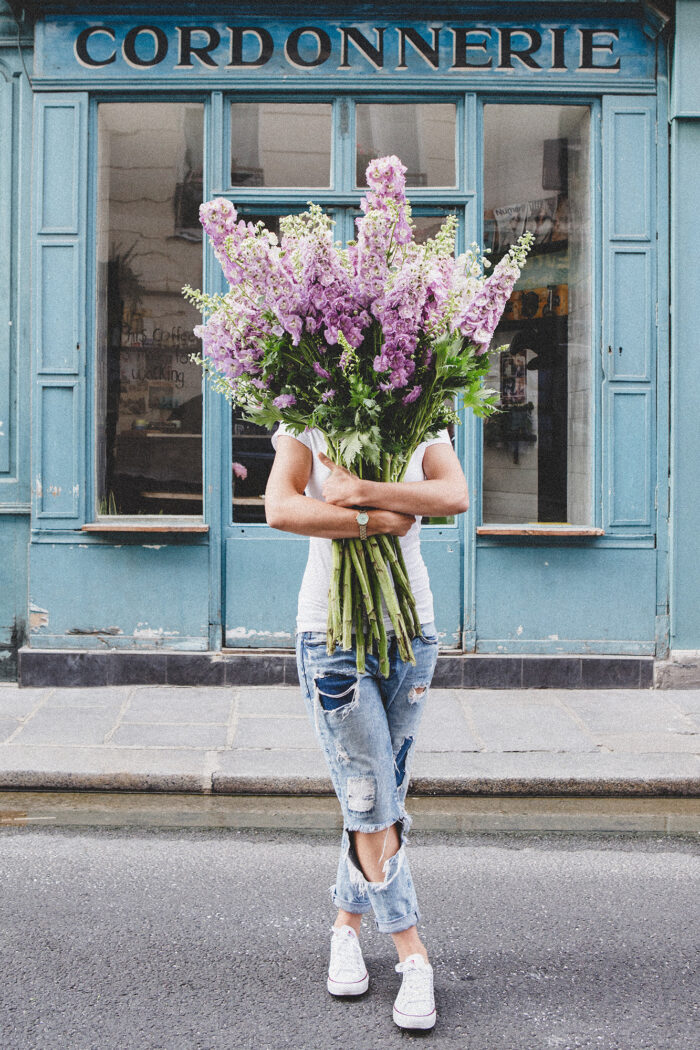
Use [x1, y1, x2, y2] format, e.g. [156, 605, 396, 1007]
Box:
[265, 422, 469, 1031]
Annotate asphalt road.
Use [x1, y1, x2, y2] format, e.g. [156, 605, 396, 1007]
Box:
[1, 827, 698, 1050]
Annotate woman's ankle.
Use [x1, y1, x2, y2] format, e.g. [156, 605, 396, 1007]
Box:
[334, 909, 362, 934]
[391, 925, 428, 963]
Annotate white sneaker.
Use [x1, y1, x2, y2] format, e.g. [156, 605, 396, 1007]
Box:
[393, 953, 436, 1030]
[327, 925, 369, 996]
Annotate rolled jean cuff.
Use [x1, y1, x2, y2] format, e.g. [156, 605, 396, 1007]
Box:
[331, 891, 373, 915]
[374, 908, 421, 935]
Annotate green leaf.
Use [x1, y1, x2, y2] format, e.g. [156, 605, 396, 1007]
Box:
[338, 431, 363, 468]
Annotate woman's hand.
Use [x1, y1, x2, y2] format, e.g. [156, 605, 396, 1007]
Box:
[372, 510, 415, 537]
[318, 450, 365, 507]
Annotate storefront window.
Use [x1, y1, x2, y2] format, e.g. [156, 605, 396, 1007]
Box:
[95, 102, 204, 516]
[231, 103, 332, 187]
[356, 103, 456, 187]
[482, 104, 592, 525]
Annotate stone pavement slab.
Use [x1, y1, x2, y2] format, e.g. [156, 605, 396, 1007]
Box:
[0, 684, 697, 797]
[460, 693, 598, 752]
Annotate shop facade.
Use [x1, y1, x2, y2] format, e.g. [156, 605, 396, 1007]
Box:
[2, 0, 696, 687]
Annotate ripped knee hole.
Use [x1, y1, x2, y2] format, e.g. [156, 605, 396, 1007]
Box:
[408, 684, 427, 704]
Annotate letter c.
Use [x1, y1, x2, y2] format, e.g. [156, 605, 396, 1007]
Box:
[75, 26, 117, 68]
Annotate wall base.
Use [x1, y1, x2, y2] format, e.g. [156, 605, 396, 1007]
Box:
[18, 648, 655, 689]
[654, 651, 700, 688]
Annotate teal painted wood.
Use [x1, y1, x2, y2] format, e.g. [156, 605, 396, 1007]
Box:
[205, 91, 224, 650]
[32, 92, 88, 529]
[36, 243, 81, 373]
[224, 535, 309, 648]
[601, 95, 656, 537]
[653, 40, 670, 657]
[0, 516, 29, 678]
[223, 533, 463, 649]
[0, 71, 13, 477]
[671, 0, 700, 119]
[32, 13, 657, 92]
[608, 386, 653, 527]
[28, 542, 211, 649]
[0, 44, 32, 510]
[475, 545, 656, 653]
[0, 36, 32, 674]
[669, 118, 700, 649]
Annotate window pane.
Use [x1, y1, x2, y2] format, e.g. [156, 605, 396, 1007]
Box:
[412, 213, 453, 244]
[356, 104, 456, 187]
[231, 103, 332, 187]
[232, 412, 274, 523]
[482, 105, 592, 525]
[95, 102, 204, 516]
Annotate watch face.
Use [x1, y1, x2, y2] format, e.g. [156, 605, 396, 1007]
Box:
[357, 511, 369, 525]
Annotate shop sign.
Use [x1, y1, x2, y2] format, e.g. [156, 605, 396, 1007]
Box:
[34, 17, 654, 81]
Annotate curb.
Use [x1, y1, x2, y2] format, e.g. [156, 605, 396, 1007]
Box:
[2, 791, 699, 835]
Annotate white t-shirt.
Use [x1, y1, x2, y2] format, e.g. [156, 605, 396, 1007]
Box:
[271, 424, 452, 633]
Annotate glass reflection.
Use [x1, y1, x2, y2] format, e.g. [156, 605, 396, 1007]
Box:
[356, 104, 456, 187]
[95, 102, 204, 516]
[231, 103, 332, 187]
[482, 104, 592, 525]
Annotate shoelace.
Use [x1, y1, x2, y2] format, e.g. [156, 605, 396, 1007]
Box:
[394, 960, 433, 1005]
[330, 928, 364, 972]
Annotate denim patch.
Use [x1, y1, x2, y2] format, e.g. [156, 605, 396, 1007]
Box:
[315, 673, 358, 712]
[394, 736, 414, 789]
[347, 775, 376, 815]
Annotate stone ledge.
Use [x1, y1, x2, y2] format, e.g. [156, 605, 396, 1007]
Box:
[18, 648, 656, 689]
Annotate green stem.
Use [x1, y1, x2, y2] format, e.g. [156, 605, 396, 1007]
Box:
[383, 536, 421, 637]
[378, 535, 411, 594]
[342, 544, 353, 651]
[353, 576, 366, 674]
[327, 540, 343, 653]
[366, 538, 415, 666]
[349, 540, 380, 641]
[368, 560, 390, 678]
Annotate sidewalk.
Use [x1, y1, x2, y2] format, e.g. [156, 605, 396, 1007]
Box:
[0, 683, 698, 797]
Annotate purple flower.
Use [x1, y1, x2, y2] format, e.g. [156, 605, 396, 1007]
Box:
[312, 361, 331, 380]
[192, 178, 532, 412]
[402, 385, 422, 405]
[232, 461, 248, 480]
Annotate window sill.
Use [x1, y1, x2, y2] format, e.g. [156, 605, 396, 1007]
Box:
[477, 526, 605, 537]
[82, 518, 209, 534]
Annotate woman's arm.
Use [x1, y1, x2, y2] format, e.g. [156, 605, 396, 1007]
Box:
[319, 443, 469, 517]
[265, 435, 415, 539]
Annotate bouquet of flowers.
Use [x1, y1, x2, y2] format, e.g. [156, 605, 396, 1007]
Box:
[184, 156, 532, 676]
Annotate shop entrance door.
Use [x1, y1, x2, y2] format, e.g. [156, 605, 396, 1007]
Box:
[220, 97, 467, 649]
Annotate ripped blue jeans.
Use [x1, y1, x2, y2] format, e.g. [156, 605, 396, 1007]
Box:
[296, 622, 439, 934]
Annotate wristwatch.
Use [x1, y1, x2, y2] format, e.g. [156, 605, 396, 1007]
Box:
[356, 510, 369, 540]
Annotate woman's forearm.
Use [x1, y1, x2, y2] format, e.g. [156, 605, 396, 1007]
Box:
[266, 494, 413, 539]
[353, 478, 469, 517]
